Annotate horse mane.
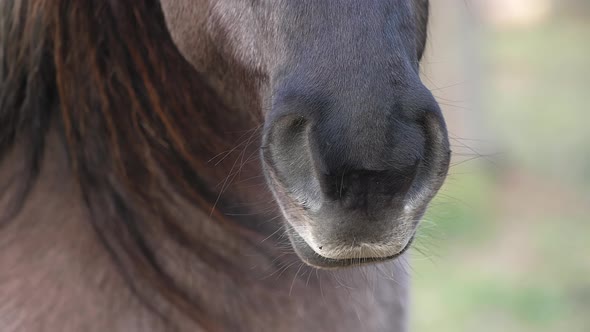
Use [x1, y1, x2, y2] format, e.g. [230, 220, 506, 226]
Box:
[0, 0, 262, 328]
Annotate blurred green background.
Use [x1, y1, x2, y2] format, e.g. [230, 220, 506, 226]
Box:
[412, 1, 590, 331]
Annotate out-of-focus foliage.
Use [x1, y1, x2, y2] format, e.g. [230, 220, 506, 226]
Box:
[412, 2, 590, 331]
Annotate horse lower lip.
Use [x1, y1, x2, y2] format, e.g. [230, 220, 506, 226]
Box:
[287, 227, 414, 269]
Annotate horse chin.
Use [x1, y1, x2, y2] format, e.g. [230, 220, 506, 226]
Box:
[286, 227, 414, 270]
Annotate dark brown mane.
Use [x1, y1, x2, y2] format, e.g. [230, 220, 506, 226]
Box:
[0, 0, 261, 328]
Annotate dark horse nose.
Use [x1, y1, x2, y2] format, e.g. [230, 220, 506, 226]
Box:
[310, 120, 424, 212]
[265, 84, 440, 215]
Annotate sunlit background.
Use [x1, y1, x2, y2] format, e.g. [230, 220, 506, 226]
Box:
[413, 1, 590, 331]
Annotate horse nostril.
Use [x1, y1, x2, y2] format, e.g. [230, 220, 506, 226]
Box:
[264, 113, 325, 210]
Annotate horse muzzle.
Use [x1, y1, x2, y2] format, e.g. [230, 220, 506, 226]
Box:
[261, 80, 451, 268]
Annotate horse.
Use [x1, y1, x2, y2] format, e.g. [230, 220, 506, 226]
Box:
[0, 0, 450, 331]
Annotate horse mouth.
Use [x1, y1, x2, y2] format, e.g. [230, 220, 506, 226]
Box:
[261, 151, 422, 269]
[285, 226, 415, 269]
